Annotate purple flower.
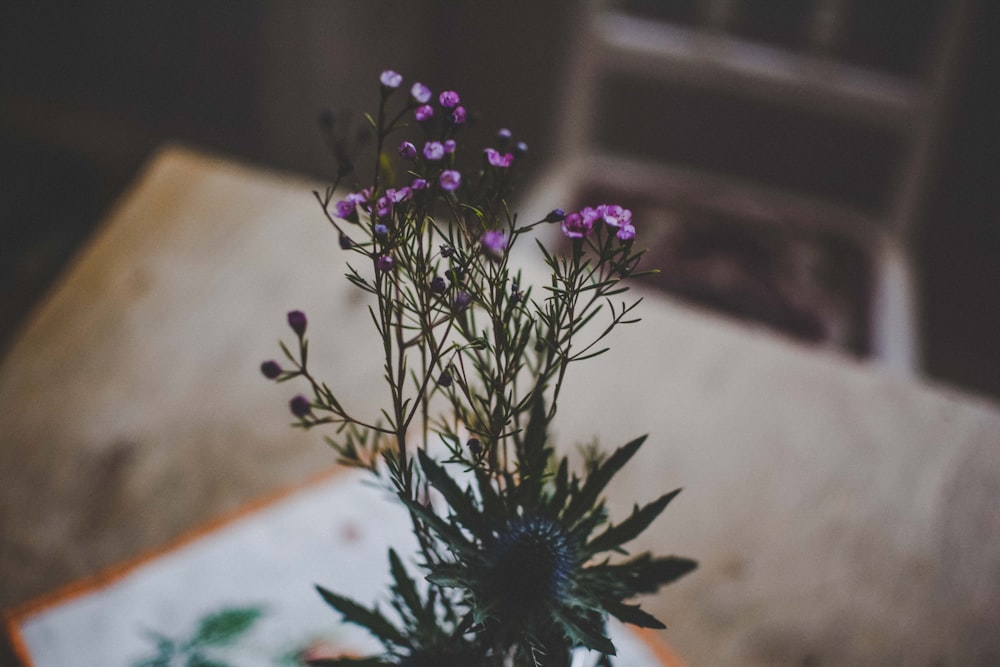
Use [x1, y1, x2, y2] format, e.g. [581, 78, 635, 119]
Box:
[451, 106, 467, 125]
[375, 196, 392, 218]
[411, 177, 428, 190]
[290, 394, 312, 418]
[602, 204, 632, 228]
[439, 90, 460, 108]
[398, 141, 417, 160]
[373, 223, 389, 237]
[334, 199, 358, 222]
[616, 223, 636, 241]
[423, 141, 445, 161]
[443, 139, 456, 154]
[415, 104, 434, 121]
[347, 189, 370, 205]
[485, 148, 513, 168]
[380, 70, 403, 89]
[410, 82, 432, 104]
[514, 141, 528, 156]
[287, 310, 307, 336]
[579, 206, 603, 229]
[430, 276, 447, 293]
[389, 187, 412, 203]
[481, 230, 508, 256]
[439, 170, 462, 191]
[497, 128, 512, 145]
[561, 212, 593, 239]
[375, 254, 395, 272]
[260, 360, 282, 379]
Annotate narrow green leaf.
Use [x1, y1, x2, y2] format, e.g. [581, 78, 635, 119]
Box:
[564, 435, 647, 524]
[584, 488, 681, 555]
[417, 450, 488, 540]
[314, 585, 407, 647]
[387, 549, 423, 623]
[191, 607, 263, 647]
[602, 600, 666, 629]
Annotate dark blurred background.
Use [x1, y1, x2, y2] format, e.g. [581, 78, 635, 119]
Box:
[1, 1, 998, 399]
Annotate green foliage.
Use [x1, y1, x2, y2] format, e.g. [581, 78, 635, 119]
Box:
[132, 606, 264, 667]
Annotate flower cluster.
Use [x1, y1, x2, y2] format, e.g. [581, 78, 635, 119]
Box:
[262, 70, 693, 667]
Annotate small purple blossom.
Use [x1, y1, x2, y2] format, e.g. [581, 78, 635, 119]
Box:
[439, 90, 460, 108]
[410, 82, 432, 104]
[287, 310, 307, 336]
[616, 223, 636, 241]
[375, 196, 392, 218]
[602, 204, 632, 228]
[415, 104, 434, 121]
[443, 139, 456, 154]
[514, 141, 528, 156]
[260, 360, 282, 379]
[423, 141, 445, 161]
[451, 106, 467, 125]
[497, 128, 512, 145]
[334, 199, 358, 222]
[561, 212, 593, 239]
[380, 70, 403, 89]
[347, 189, 370, 205]
[411, 177, 428, 190]
[389, 187, 412, 203]
[373, 223, 389, 237]
[290, 394, 312, 418]
[579, 206, 603, 229]
[439, 170, 462, 191]
[485, 148, 513, 168]
[398, 141, 417, 160]
[375, 254, 395, 272]
[481, 230, 508, 256]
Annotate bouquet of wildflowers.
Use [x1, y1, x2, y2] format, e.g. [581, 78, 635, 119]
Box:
[261, 70, 695, 667]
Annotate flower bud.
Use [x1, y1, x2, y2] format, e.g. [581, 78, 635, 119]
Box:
[260, 360, 282, 379]
[438, 370, 453, 387]
[467, 438, 483, 456]
[543, 208, 566, 223]
[398, 141, 417, 160]
[287, 310, 307, 336]
[290, 394, 312, 417]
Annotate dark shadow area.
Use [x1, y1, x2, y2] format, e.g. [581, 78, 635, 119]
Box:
[0, 1, 997, 401]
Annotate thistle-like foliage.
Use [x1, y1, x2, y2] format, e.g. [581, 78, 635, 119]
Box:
[265, 70, 695, 667]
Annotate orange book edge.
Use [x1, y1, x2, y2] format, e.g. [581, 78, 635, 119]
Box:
[2, 466, 346, 666]
[3, 465, 686, 667]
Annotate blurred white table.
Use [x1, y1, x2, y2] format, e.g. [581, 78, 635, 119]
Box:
[2, 146, 998, 665]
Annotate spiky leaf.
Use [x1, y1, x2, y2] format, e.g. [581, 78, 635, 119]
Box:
[315, 586, 407, 647]
[563, 436, 646, 524]
[417, 449, 488, 540]
[191, 607, 263, 647]
[584, 488, 681, 556]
